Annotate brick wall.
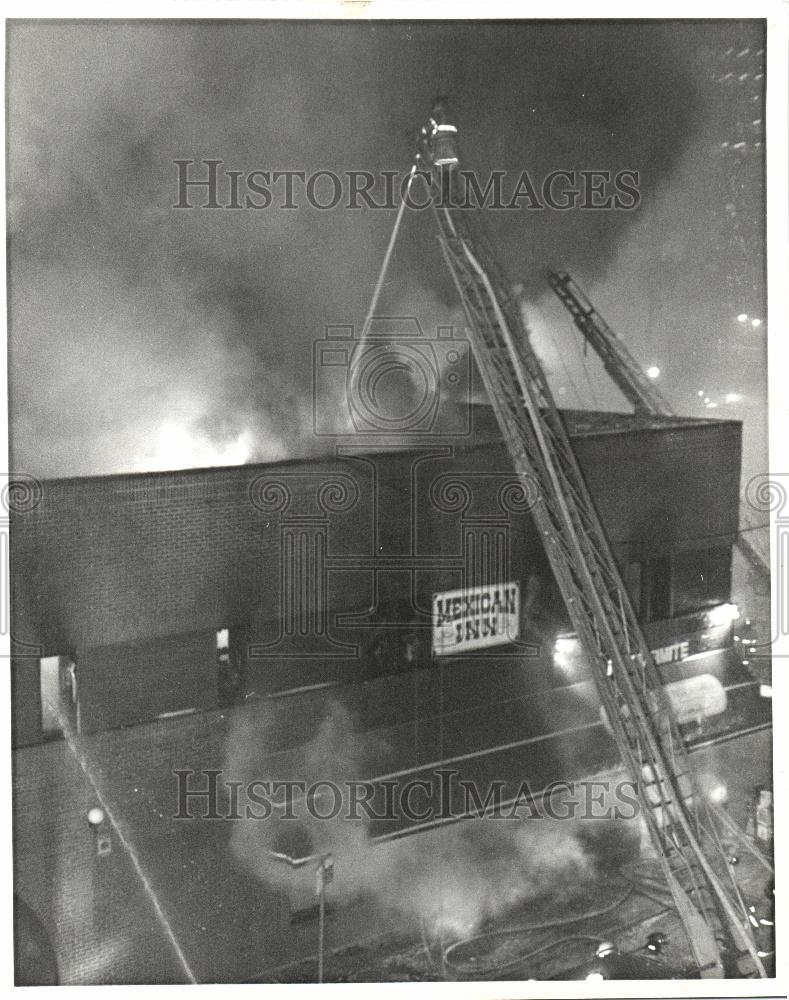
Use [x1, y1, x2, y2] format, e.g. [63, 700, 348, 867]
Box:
[10, 415, 742, 745]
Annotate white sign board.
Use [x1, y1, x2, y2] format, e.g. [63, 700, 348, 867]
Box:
[432, 581, 520, 655]
[662, 674, 727, 724]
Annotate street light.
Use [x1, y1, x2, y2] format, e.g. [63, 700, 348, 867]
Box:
[269, 848, 334, 983]
[87, 806, 111, 857]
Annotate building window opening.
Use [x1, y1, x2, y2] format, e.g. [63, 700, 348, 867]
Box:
[39, 656, 78, 740]
[217, 628, 241, 706]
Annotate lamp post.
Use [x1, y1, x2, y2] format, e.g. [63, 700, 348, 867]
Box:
[269, 848, 334, 983]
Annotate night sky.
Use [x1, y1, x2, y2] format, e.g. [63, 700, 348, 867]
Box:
[7, 19, 767, 483]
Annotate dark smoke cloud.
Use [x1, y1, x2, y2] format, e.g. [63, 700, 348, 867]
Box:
[8, 20, 718, 478]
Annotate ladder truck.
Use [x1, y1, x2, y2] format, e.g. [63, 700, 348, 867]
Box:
[547, 270, 770, 584]
[417, 101, 765, 978]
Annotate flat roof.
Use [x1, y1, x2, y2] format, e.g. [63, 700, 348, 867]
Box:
[553, 408, 737, 438]
[36, 404, 740, 488]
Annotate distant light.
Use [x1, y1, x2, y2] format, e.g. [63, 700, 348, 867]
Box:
[760, 684, 772, 698]
[595, 941, 615, 959]
[586, 971, 606, 982]
[704, 397, 711, 404]
[751, 318, 762, 327]
[697, 390, 705, 397]
[87, 807, 106, 828]
[725, 392, 743, 404]
[708, 783, 729, 805]
[705, 402, 719, 409]
[646, 366, 660, 379]
[737, 313, 749, 322]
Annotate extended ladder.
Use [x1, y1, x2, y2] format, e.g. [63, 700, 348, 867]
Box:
[547, 269, 769, 582]
[547, 269, 674, 415]
[419, 102, 764, 978]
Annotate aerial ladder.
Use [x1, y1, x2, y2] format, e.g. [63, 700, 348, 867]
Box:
[546, 270, 770, 583]
[417, 101, 764, 978]
[547, 269, 673, 415]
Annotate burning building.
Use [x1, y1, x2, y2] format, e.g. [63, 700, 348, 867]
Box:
[10, 401, 771, 982]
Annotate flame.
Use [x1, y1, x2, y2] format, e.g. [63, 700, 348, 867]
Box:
[134, 420, 252, 472]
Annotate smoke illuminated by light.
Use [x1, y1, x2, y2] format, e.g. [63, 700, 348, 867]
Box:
[135, 421, 253, 472]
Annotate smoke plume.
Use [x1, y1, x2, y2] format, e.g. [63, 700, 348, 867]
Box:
[8, 20, 709, 478]
[223, 697, 641, 941]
